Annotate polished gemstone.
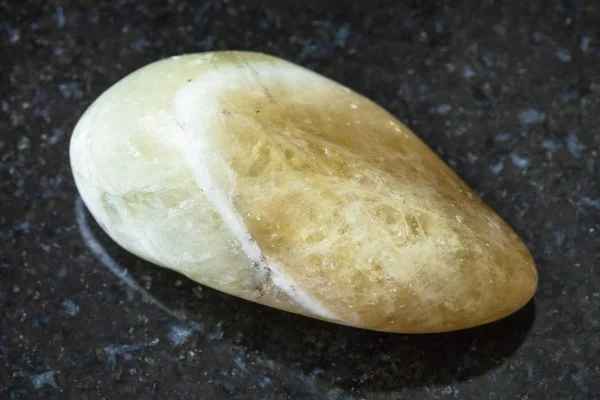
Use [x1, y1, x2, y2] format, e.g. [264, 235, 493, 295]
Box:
[70, 51, 537, 333]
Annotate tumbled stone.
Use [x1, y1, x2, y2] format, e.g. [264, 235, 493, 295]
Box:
[70, 51, 537, 333]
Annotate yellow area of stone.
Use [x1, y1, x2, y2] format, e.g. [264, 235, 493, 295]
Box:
[70, 51, 537, 333]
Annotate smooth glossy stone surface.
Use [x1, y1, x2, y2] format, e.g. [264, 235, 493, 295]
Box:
[70, 51, 537, 333]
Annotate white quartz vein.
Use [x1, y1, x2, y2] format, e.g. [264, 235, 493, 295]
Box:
[172, 67, 338, 321]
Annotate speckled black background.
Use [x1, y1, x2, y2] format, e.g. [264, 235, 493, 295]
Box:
[1, 0, 599, 399]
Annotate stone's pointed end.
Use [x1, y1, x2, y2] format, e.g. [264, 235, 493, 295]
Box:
[70, 51, 537, 334]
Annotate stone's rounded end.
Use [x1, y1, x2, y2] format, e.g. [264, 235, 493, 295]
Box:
[70, 51, 538, 333]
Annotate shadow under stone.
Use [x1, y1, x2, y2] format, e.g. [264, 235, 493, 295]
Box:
[79, 203, 534, 395]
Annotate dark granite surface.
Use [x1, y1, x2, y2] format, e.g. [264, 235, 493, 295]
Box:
[1, 0, 599, 398]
